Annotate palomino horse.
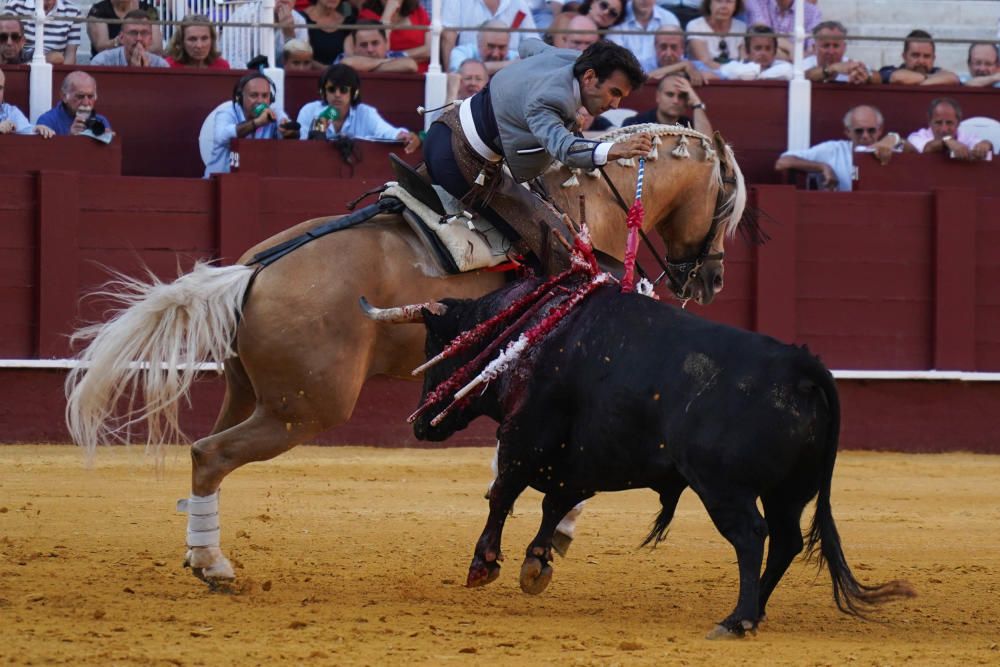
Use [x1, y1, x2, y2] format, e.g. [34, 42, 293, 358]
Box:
[65, 124, 748, 586]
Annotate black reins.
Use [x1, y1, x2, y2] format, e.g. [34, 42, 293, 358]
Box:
[598, 164, 736, 298]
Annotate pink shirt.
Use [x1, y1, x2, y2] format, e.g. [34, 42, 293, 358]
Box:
[907, 127, 982, 153]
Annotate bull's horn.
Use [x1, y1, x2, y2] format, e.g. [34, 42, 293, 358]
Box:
[358, 296, 447, 323]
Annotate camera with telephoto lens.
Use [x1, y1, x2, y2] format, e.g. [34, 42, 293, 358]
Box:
[83, 116, 105, 136]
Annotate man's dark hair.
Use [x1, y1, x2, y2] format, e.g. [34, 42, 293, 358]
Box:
[744, 23, 777, 51]
[927, 96, 962, 121]
[123, 9, 152, 23]
[903, 29, 934, 54]
[812, 20, 847, 37]
[321, 64, 363, 106]
[573, 40, 646, 90]
[0, 13, 23, 28]
[353, 19, 387, 40]
[967, 41, 1000, 64]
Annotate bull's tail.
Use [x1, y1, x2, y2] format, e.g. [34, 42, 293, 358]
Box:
[641, 505, 673, 548]
[803, 358, 916, 615]
[65, 262, 256, 464]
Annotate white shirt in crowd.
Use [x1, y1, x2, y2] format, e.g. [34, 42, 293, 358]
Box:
[219, 0, 308, 68]
[440, 0, 537, 52]
[608, 5, 680, 68]
[296, 100, 407, 142]
[4, 0, 81, 58]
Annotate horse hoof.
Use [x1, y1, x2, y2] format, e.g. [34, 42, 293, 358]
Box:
[519, 557, 553, 595]
[705, 619, 755, 640]
[551, 531, 572, 558]
[184, 548, 235, 587]
[467, 562, 500, 588]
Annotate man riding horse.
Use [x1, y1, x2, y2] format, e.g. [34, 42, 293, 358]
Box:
[423, 38, 653, 274]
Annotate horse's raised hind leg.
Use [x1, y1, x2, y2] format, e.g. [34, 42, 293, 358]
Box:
[181, 406, 322, 587]
[520, 492, 590, 595]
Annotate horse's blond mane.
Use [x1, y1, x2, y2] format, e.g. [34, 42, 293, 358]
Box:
[548, 122, 747, 238]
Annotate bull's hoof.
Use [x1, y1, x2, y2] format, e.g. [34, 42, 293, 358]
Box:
[467, 561, 501, 588]
[184, 548, 235, 590]
[551, 530, 572, 558]
[705, 619, 756, 640]
[519, 557, 553, 595]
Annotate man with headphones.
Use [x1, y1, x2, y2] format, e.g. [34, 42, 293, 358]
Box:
[296, 63, 421, 152]
[203, 71, 298, 177]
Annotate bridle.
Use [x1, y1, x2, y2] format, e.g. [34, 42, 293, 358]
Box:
[597, 163, 736, 299]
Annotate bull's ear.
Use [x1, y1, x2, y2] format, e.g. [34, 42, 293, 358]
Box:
[421, 299, 463, 338]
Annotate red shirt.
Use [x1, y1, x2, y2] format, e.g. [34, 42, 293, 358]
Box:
[358, 6, 429, 71]
[165, 56, 231, 69]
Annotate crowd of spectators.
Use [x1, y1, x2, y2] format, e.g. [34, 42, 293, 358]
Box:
[0, 0, 996, 188]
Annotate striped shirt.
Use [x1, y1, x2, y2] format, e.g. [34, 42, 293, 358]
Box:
[4, 0, 82, 57]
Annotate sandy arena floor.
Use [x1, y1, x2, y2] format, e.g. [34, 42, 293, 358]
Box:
[1, 445, 998, 666]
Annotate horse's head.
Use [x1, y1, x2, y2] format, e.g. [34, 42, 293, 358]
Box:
[654, 131, 746, 305]
[543, 125, 747, 306]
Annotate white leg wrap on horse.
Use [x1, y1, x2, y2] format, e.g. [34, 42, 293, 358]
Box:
[177, 491, 221, 548]
[556, 501, 586, 539]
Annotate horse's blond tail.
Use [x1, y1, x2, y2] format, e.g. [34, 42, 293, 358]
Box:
[65, 262, 256, 464]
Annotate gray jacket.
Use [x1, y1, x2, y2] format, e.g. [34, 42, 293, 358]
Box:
[490, 39, 608, 182]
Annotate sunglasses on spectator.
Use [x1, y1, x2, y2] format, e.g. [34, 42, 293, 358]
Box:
[851, 127, 878, 136]
[325, 84, 352, 95]
[0, 32, 25, 43]
[597, 0, 620, 19]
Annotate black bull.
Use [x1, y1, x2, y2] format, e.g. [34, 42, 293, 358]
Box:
[409, 280, 914, 637]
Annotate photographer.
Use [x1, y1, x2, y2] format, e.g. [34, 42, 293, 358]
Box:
[36, 71, 113, 137]
[203, 72, 298, 177]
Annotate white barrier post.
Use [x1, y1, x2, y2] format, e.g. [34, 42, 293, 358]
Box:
[259, 0, 284, 109]
[786, 0, 811, 152]
[28, 0, 53, 122]
[423, 0, 446, 130]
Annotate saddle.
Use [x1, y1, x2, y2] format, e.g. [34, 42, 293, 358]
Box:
[388, 154, 515, 275]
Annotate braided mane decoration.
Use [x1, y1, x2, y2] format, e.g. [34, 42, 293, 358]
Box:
[550, 122, 747, 240]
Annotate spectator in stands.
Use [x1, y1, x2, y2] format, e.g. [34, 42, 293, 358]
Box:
[440, 0, 537, 71]
[166, 15, 231, 69]
[687, 0, 746, 69]
[298, 0, 357, 66]
[448, 20, 517, 74]
[296, 64, 421, 151]
[962, 42, 1000, 88]
[878, 30, 959, 86]
[743, 0, 820, 60]
[643, 25, 714, 84]
[775, 104, 902, 191]
[87, 0, 162, 58]
[528, 0, 565, 30]
[578, 0, 626, 29]
[90, 11, 168, 67]
[728, 23, 791, 79]
[222, 0, 307, 69]
[339, 20, 417, 71]
[0, 16, 28, 65]
[656, 0, 701, 29]
[36, 71, 112, 136]
[563, 15, 600, 51]
[204, 73, 297, 177]
[623, 73, 711, 134]
[0, 68, 54, 137]
[447, 59, 489, 102]
[905, 97, 992, 161]
[577, 105, 613, 134]
[358, 0, 431, 70]
[608, 0, 679, 68]
[4, 0, 81, 64]
[543, 10, 575, 48]
[283, 39, 316, 70]
[803, 21, 878, 85]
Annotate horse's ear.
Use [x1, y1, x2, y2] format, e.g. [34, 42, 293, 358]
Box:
[712, 131, 728, 165]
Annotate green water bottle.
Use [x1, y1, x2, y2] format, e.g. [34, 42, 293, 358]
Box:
[252, 103, 269, 118]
